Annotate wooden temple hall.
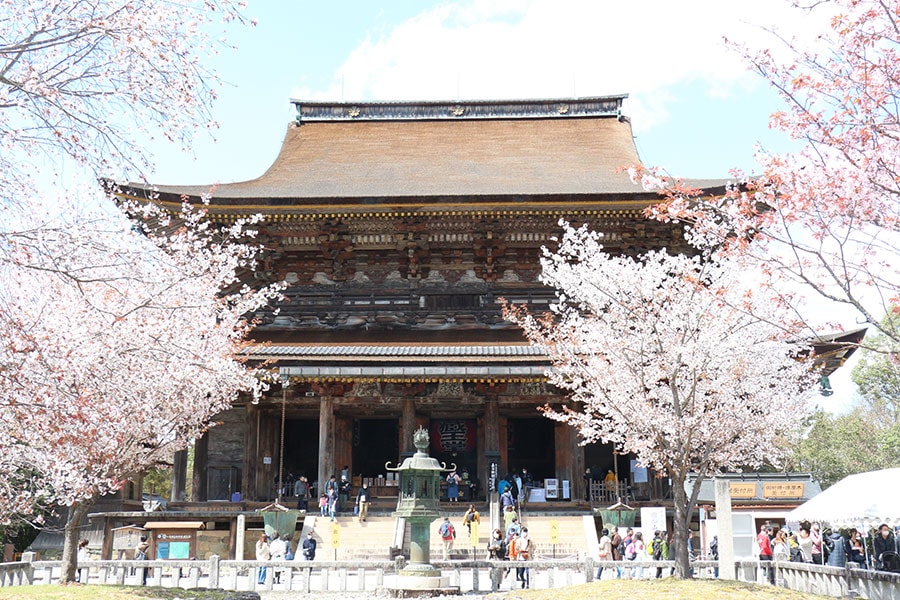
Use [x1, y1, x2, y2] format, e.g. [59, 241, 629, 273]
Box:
[111, 95, 849, 507]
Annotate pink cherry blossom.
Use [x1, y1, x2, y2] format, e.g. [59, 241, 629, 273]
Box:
[504, 222, 817, 578]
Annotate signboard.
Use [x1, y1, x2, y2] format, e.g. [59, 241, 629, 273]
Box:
[430, 419, 477, 454]
[545, 478, 558, 499]
[156, 531, 193, 560]
[469, 522, 480, 548]
[112, 527, 145, 551]
[549, 520, 559, 545]
[730, 483, 757, 499]
[631, 460, 648, 484]
[763, 482, 804, 499]
[640, 507, 666, 536]
[330, 523, 340, 548]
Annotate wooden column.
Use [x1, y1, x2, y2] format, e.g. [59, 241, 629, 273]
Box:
[553, 422, 579, 500]
[334, 415, 353, 479]
[171, 449, 187, 502]
[317, 397, 335, 494]
[400, 398, 416, 455]
[571, 426, 586, 503]
[482, 397, 500, 499]
[484, 397, 500, 452]
[192, 433, 209, 502]
[242, 403, 259, 501]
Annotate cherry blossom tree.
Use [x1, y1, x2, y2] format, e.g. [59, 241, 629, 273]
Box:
[641, 0, 900, 352]
[0, 0, 279, 583]
[504, 223, 817, 578]
[0, 200, 282, 582]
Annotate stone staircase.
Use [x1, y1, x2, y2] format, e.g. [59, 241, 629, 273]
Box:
[302, 513, 399, 561]
[298, 506, 594, 562]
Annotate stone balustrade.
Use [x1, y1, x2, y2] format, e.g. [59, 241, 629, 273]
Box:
[3, 555, 899, 597]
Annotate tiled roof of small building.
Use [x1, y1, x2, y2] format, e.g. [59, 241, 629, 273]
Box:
[112, 96, 731, 206]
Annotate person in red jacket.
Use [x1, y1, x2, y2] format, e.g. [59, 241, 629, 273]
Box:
[757, 524, 774, 584]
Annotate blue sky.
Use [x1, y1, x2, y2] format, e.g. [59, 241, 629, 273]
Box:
[148, 0, 822, 185]
[141, 0, 858, 412]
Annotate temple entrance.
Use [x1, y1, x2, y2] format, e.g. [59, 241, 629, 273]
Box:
[584, 440, 626, 484]
[507, 418, 555, 480]
[283, 419, 318, 489]
[352, 419, 400, 480]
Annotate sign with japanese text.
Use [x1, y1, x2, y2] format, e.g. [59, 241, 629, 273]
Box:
[430, 419, 476, 454]
[762, 482, 804, 499]
[730, 483, 757, 499]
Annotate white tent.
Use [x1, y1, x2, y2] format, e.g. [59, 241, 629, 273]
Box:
[786, 468, 900, 530]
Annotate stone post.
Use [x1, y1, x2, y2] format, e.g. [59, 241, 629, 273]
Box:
[714, 478, 735, 580]
[235, 514, 246, 560]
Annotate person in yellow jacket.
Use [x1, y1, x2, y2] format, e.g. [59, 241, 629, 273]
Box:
[462, 504, 480, 538]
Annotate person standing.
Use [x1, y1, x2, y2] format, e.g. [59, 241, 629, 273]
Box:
[301, 531, 317, 561]
[133, 535, 150, 586]
[356, 483, 371, 522]
[462, 504, 480, 537]
[505, 517, 522, 542]
[446, 471, 461, 502]
[797, 526, 814, 563]
[439, 517, 456, 560]
[521, 468, 534, 506]
[810, 522, 824, 565]
[825, 528, 847, 567]
[269, 532, 286, 584]
[846, 529, 866, 567]
[597, 527, 612, 580]
[630, 531, 646, 580]
[255, 533, 271, 585]
[76, 539, 90, 584]
[503, 505, 518, 532]
[487, 528, 508, 560]
[513, 526, 533, 588]
[650, 530, 665, 579]
[757, 524, 774, 584]
[327, 487, 338, 522]
[611, 527, 623, 579]
[874, 523, 897, 570]
[513, 472, 524, 507]
[500, 486, 516, 514]
[294, 475, 309, 511]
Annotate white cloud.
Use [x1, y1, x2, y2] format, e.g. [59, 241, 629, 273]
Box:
[292, 0, 835, 134]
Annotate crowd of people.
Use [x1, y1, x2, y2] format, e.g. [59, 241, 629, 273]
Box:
[253, 530, 320, 583]
[756, 520, 899, 576]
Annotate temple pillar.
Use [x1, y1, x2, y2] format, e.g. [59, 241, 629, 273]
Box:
[317, 397, 335, 494]
[171, 449, 187, 502]
[571, 426, 586, 503]
[482, 397, 500, 500]
[554, 422, 575, 501]
[243, 403, 259, 501]
[400, 398, 416, 456]
[192, 433, 209, 502]
[334, 415, 353, 481]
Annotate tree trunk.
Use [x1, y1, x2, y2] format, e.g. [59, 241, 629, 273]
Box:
[671, 475, 693, 579]
[60, 500, 91, 584]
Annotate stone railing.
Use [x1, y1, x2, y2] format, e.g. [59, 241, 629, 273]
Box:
[736, 559, 900, 600]
[4, 555, 899, 597]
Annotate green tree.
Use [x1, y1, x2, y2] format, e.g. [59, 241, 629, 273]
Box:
[793, 316, 900, 488]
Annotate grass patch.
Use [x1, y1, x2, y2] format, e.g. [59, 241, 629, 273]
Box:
[487, 579, 829, 599]
[0, 585, 242, 600]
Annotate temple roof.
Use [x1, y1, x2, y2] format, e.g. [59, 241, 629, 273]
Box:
[112, 96, 731, 208]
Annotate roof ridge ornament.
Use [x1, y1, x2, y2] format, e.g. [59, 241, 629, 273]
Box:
[292, 95, 627, 123]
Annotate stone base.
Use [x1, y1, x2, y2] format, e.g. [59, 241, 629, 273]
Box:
[385, 571, 461, 597]
[383, 580, 460, 597]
